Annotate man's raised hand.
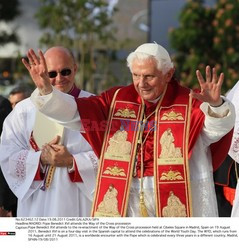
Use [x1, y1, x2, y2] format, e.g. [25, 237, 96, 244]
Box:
[190, 65, 224, 107]
[22, 49, 53, 95]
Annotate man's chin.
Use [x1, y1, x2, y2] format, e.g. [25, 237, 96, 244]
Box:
[141, 94, 154, 102]
[55, 85, 67, 93]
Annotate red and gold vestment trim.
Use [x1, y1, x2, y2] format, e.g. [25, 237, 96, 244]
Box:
[154, 94, 193, 217]
[91, 86, 193, 217]
[91, 89, 144, 216]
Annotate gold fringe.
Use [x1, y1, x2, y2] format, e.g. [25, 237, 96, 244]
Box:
[139, 192, 148, 217]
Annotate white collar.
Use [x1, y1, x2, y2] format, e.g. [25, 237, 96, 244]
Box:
[148, 95, 161, 104]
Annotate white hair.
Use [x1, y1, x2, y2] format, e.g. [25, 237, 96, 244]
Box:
[127, 43, 174, 74]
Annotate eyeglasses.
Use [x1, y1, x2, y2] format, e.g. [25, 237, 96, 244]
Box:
[48, 68, 72, 78]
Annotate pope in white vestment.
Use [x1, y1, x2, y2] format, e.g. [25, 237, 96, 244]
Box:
[0, 90, 98, 217]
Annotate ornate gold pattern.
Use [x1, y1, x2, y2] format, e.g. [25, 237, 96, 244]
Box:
[105, 129, 131, 160]
[95, 184, 121, 217]
[159, 128, 182, 158]
[103, 165, 126, 177]
[45, 165, 56, 189]
[114, 108, 136, 118]
[160, 169, 183, 181]
[162, 191, 187, 217]
[161, 110, 184, 121]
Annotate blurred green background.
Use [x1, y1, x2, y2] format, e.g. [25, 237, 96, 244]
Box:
[0, 0, 238, 96]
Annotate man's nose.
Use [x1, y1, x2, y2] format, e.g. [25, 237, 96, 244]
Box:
[138, 76, 146, 86]
[55, 72, 63, 81]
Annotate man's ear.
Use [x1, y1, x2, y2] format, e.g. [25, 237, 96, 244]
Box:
[165, 67, 175, 83]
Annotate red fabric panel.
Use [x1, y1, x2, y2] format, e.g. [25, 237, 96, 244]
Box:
[33, 162, 45, 181]
[223, 186, 236, 205]
[76, 86, 121, 158]
[68, 159, 83, 182]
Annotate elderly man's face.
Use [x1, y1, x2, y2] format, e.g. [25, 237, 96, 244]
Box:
[131, 58, 173, 102]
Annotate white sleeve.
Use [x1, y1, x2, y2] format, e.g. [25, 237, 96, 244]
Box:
[0, 108, 42, 202]
[199, 97, 236, 146]
[73, 151, 98, 200]
[30, 87, 83, 131]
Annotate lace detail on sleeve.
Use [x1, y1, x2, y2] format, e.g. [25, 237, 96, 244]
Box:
[88, 152, 98, 176]
[230, 129, 239, 161]
[11, 150, 28, 192]
[191, 177, 218, 217]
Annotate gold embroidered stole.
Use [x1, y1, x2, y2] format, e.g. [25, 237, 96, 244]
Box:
[154, 93, 193, 217]
[91, 87, 193, 217]
[91, 89, 144, 217]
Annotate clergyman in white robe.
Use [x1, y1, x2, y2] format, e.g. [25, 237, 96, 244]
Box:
[0, 90, 98, 217]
